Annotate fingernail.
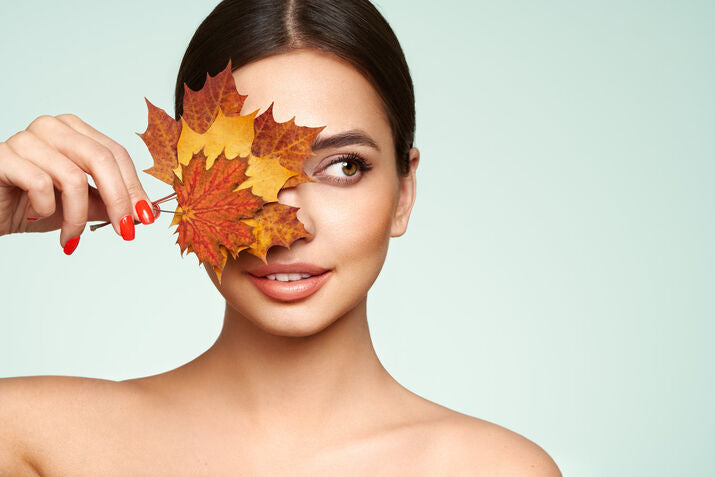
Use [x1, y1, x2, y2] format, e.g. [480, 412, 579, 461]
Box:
[27, 217, 38, 221]
[135, 199, 155, 225]
[120, 215, 135, 241]
[63, 236, 80, 255]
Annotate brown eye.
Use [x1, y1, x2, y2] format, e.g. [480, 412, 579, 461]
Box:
[341, 160, 358, 176]
[315, 153, 373, 185]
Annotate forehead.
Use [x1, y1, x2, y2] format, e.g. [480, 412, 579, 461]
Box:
[233, 49, 390, 139]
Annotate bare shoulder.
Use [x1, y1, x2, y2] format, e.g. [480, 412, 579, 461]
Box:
[0, 375, 143, 473]
[426, 409, 562, 477]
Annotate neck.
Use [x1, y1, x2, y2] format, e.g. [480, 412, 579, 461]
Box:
[179, 296, 397, 438]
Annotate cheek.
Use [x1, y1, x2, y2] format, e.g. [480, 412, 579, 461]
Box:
[311, 178, 396, 273]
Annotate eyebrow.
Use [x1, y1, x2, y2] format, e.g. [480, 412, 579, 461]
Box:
[311, 129, 381, 152]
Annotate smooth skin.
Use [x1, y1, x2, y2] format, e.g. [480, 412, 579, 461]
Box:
[0, 49, 561, 476]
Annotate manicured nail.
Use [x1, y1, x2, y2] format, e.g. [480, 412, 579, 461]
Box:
[63, 236, 80, 255]
[120, 215, 135, 241]
[135, 199, 155, 225]
[27, 217, 38, 221]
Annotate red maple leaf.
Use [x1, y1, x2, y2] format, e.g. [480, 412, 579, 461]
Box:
[173, 151, 262, 281]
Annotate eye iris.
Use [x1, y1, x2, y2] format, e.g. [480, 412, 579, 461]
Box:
[341, 161, 358, 176]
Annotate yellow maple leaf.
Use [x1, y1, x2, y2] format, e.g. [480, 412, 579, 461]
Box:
[233, 155, 297, 202]
[174, 108, 256, 180]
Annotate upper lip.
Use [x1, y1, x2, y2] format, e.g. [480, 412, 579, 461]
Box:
[246, 262, 331, 278]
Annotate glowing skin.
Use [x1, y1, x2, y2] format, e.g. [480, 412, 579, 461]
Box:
[179, 48, 422, 434]
[210, 49, 415, 336]
[0, 48, 560, 476]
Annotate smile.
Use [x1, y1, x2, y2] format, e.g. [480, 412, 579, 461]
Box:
[265, 273, 315, 281]
[246, 263, 332, 302]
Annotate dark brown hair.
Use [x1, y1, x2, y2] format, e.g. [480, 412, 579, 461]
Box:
[174, 0, 415, 176]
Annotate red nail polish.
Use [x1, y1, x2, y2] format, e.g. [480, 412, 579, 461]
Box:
[120, 215, 135, 241]
[63, 236, 80, 255]
[27, 217, 38, 221]
[135, 199, 155, 225]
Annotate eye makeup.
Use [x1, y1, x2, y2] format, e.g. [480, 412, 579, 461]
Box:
[314, 152, 373, 185]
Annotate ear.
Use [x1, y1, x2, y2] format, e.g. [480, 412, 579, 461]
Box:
[390, 147, 420, 237]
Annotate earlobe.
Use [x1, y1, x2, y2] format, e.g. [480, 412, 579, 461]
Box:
[390, 147, 420, 238]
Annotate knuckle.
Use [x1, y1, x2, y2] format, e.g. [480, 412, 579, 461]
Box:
[31, 173, 54, 193]
[93, 148, 115, 166]
[55, 113, 80, 124]
[28, 114, 56, 131]
[6, 130, 31, 148]
[62, 169, 88, 190]
[115, 144, 131, 159]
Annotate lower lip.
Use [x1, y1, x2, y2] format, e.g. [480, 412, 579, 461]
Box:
[247, 271, 332, 302]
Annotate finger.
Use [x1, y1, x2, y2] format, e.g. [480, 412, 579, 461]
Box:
[56, 114, 157, 225]
[6, 131, 89, 246]
[26, 115, 134, 239]
[86, 184, 111, 223]
[0, 142, 56, 231]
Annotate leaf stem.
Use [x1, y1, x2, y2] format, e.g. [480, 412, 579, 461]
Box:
[89, 192, 179, 232]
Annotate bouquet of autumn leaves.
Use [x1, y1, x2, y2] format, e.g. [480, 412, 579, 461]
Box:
[138, 60, 324, 282]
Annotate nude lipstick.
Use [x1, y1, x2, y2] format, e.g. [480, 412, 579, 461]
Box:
[246, 262, 331, 302]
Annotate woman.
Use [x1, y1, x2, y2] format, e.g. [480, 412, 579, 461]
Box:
[0, 0, 561, 474]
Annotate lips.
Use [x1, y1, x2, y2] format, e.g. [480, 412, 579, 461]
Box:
[246, 262, 332, 302]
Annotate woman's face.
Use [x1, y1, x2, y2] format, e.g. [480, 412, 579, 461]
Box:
[206, 49, 418, 337]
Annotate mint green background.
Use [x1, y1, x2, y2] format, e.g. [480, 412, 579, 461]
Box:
[1, 1, 713, 475]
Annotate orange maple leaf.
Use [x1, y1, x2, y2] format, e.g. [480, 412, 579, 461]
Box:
[181, 62, 247, 133]
[252, 103, 324, 188]
[137, 99, 181, 185]
[172, 151, 262, 282]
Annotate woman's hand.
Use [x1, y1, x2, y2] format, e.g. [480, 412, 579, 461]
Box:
[0, 114, 157, 254]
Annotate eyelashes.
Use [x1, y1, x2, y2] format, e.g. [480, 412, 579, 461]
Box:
[314, 152, 373, 184]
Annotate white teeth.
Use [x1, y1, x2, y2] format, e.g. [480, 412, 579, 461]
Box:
[265, 273, 313, 281]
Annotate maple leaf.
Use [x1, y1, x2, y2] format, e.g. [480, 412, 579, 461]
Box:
[137, 99, 181, 185]
[139, 59, 246, 185]
[181, 59, 247, 133]
[175, 108, 256, 181]
[241, 202, 312, 263]
[139, 58, 325, 276]
[172, 151, 262, 282]
[252, 103, 325, 188]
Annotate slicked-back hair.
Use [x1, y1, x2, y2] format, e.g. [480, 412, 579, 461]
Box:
[174, 0, 415, 176]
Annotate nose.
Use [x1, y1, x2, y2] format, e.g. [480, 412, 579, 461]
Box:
[276, 186, 314, 235]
